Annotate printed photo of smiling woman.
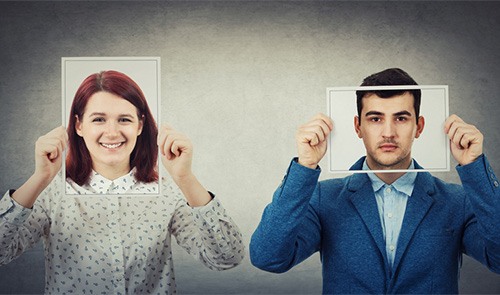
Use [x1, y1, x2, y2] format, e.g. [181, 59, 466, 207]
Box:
[66, 70, 159, 194]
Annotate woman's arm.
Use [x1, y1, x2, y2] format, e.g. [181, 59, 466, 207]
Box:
[12, 126, 67, 208]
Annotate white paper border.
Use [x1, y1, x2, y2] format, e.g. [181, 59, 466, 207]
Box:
[61, 57, 162, 196]
[327, 85, 450, 174]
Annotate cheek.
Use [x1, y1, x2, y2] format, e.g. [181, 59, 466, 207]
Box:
[80, 125, 101, 139]
[125, 127, 141, 140]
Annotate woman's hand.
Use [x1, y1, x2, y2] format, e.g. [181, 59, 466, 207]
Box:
[33, 126, 68, 185]
[157, 125, 211, 207]
[12, 126, 68, 208]
[158, 125, 194, 181]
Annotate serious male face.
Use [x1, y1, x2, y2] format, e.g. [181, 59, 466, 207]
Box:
[354, 92, 425, 170]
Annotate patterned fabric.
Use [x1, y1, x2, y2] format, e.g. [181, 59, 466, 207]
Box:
[66, 169, 159, 195]
[0, 171, 244, 294]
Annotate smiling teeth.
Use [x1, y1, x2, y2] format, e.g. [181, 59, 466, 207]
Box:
[101, 143, 122, 149]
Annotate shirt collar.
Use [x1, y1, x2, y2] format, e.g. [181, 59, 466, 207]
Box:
[88, 168, 138, 194]
[362, 159, 417, 197]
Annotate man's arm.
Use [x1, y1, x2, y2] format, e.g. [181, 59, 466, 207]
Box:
[250, 159, 323, 272]
[250, 114, 333, 273]
[445, 114, 500, 273]
[457, 155, 500, 273]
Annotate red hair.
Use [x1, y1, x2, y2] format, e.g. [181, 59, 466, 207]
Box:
[66, 70, 158, 185]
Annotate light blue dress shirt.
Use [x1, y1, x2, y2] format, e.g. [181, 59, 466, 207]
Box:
[363, 160, 417, 270]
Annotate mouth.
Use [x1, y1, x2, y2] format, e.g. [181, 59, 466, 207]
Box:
[379, 144, 398, 152]
[100, 142, 124, 149]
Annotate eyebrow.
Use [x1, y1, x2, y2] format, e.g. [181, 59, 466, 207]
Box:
[393, 111, 412, 117]
[88, 112, 135, 118]
[364, 110, 412, 117]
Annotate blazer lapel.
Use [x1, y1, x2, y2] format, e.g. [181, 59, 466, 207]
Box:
[348, 174, 388, 265]
[392, 172, 435, 273]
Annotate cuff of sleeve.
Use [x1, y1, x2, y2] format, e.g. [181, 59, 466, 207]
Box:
[279, 157, 321, 188]
[457, 154, 499, 190]
[0, 190, 32, 224]
[192, 196, 230, 225]
[192, 196, 233, 252]
[291, 157, 321, 172]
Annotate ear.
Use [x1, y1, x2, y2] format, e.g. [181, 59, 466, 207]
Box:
[415, 116, 425, 138]
[354, 116, 362, 138]
[137, 115, 144, 136]
[75, 115, 83, 137]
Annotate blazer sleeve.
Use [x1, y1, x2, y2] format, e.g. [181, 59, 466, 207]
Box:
[250, 158, 322, 273]
[458, 154, 500, 273]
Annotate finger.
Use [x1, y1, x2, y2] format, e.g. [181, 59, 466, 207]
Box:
[448, 122, 478, 149]
[37, 141, 60, 161]
[459, 133, 474, 150]
[445, 119, 465, 142]
[60, 126, 69, 151]
[158, 131, 167, 156]
[45, 126, 69, 153]
[300, 125, 326, 143]
[444, 114, 464, 134]
[171, 141, 182, 158]
[297, 130, 321, 146]
[48, 134, 67, 158]
[158, 127, 175, 156]
[457, 127, 482, 150]
[163, 133, 183, 160]
[312, 113, 334, 131]
[158, 124, 178, 154]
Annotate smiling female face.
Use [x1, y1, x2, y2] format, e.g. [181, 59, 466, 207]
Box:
[75, 91, 143, 179]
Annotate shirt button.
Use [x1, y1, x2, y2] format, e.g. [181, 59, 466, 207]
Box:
[491, 174, 496, 180]
[494, 181, 499, 188]
[389, 245, 395, 251]
[386, 187, 392, 194]
[387, 213, 393, 218]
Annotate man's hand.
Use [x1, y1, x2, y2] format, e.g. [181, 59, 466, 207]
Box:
[296, 113, 334, 169]
[444, 114, 483, 166]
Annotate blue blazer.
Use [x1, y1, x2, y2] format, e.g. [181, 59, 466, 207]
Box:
[250, 156, 500, 294]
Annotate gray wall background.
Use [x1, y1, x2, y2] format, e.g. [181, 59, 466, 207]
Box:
[1, 1, 499, 294]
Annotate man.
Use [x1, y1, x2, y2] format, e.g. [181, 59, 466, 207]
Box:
[250, 68, 500, 294]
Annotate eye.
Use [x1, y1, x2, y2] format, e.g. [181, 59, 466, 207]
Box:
[92, 117, 105, 123]
[118, 117, 133, 123]
[396, 116, 408, 122]
[369, 117, 381, 123]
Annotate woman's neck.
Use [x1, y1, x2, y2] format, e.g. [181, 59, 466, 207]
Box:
[92, 163, 131, 181]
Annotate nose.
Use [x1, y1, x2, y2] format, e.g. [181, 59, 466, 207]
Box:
[381, 120, 396, 138]
[104, 121, 120, 137]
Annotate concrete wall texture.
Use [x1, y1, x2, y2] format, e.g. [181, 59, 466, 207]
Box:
[0, 1, 499, 294]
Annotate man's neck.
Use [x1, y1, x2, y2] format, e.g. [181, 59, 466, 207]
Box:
[374, 171, 405, 185]
[365, 157, 413, 184]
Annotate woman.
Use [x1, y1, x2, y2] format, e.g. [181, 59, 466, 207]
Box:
[0, 70, 244, 294]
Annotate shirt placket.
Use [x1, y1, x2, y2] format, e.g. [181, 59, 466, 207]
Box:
[107, 196, 126, 294]
[383, 185, 396, 268]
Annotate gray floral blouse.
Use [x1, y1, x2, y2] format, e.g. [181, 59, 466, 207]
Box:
[0, 170, 244, 294]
